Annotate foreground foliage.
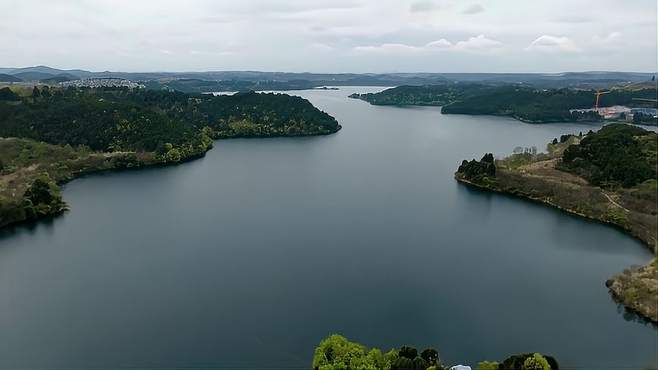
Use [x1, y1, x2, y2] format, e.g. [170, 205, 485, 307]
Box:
[312, 334, 558, 370]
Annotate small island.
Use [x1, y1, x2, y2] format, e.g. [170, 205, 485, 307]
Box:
[349, 84, 658, 124]
[312, 334, 559, 370]
[0, 86, 341, 228]
[455, 124, 657, 322]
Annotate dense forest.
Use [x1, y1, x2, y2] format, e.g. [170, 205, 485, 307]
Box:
[350, 84, 658, 123]
[560, 124, 657, 187]
[0, 87, 340, 160]
[312, 334, 559, 370]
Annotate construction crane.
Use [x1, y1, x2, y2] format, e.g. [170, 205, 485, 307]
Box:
[594, 90, 610, 109]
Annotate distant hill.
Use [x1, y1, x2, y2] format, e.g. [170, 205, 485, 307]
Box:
[0, 73, 21, 82]
[1, 65, 656, 90]
[7, 65, 91, 79]
[39, 73, 78, 84]
[12, 71, 57, 81]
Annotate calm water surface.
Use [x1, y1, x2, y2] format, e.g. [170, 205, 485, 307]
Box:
[0, 87, 656, 369]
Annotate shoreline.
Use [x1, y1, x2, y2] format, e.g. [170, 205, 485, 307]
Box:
[0, 127, 341, 231]
[456, 173, 657, 323]
[454, 174, 653, 250]
[454, 131, 658, 324]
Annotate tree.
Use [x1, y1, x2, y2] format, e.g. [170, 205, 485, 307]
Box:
[399, 346, 418, 360]
[32, 86, 41, 98]
[476, 361, 500, 370]
[391, 356, 415, 370]
[420, 348, 439, 367]
[457, 153, 496, 181]
[25, 175, 57, 205]
[522, 353, 551, 370]
[412, 356, 428, 370]
[0, 87, 20, 101]
[311, 334, 377, 370]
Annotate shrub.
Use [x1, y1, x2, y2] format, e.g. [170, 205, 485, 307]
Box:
[476, 361, 500, 370]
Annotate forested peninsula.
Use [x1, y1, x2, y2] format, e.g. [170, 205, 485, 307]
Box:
[455, 124, 658, 322]
[312, 334, 559, 370]
[349, 84, 657, 124]
[0, 86, 341, 228]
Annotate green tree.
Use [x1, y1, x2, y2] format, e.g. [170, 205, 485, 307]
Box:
[399, 346, 418, 360]
[391, 356, 415, 370]
[412, 356, 428, 370]
[312, 334, 376, 370]
[25, 175, 59, 205]
[476, 361, 500, 370]
[523, 353, 551, 370]
[420, 348, 439, 367]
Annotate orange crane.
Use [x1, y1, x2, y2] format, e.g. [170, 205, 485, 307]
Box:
[594, 90, 610, 109]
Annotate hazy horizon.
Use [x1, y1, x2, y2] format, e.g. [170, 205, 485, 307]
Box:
[1, 0, 656, 74]
[3, 65, 658, 75]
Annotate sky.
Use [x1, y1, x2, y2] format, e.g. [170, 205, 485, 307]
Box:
[1, 0, 656, 73]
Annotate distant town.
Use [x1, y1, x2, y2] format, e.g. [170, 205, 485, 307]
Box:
[570, 106, 658, 121]
[60, 78, 145, 89]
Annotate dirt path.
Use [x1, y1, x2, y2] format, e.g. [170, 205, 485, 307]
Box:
[602, 191, 630, 212]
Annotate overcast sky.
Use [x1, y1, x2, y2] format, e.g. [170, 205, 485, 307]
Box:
[1, 0, 656, 73]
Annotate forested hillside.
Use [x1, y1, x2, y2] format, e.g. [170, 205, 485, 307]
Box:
[350, 84, 657, 123]
[560, 124, 657, 187]
[0, 87, 340, 153]
[0, 86, 340, 228]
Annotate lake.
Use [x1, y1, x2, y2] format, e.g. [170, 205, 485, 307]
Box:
[0, 87, 655, 369]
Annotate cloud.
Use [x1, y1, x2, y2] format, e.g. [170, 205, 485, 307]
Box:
[2, 0, 656, 72]
[353, 43, 421, 53]
[553, 15, 591, 23]
[454, 35, 503, 51]
[462, 4, 484, 14]
[592, 32, 623, 49]
[525, 35, 581, 53]
[308, 43, 335, 52]
[425, 39, 452, 49]
[354, 35, 502, 54]
[409, 0, 437, 12]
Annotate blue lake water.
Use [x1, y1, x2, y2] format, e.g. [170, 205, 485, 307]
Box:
[0, 87, 655, 369]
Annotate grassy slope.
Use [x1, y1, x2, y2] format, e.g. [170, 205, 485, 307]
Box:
[0, 138, 162, 227]
[455, 129, 657, 322]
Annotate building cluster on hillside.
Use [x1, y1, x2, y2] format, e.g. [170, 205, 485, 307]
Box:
[570, 106, 658, 120]
[60, 78, 145, 89]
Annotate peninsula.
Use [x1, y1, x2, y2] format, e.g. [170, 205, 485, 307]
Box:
[0, 86, 341, 228]
[349, 83, 657, 124]
[455, 124, 657, 322]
